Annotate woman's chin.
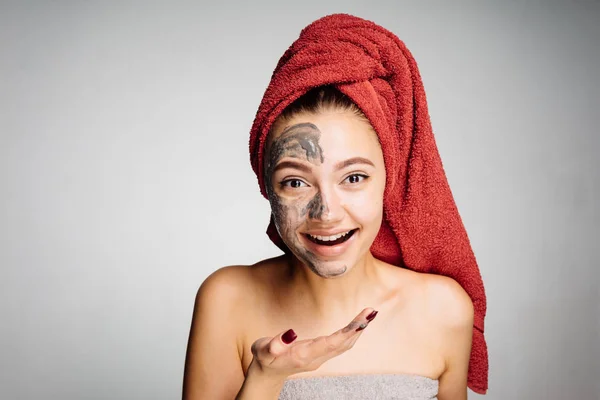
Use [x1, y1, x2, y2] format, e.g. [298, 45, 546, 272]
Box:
[309, 261, 350, 278]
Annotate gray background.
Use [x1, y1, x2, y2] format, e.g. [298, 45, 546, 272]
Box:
[1, 1, 598, 399]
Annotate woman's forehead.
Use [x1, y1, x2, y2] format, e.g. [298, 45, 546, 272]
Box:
[267, 111, 380, 159]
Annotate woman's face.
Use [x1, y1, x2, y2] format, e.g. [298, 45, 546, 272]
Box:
[264, 110, 386, 278]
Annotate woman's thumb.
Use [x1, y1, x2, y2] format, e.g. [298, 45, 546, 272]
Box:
[266, 328, 297, 358]
[281, 329, 297, 344]
[252, 328, 298, 364]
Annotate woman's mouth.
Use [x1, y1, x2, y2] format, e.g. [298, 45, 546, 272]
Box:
[300, 228, 358, 258]
[304, 229, 357, 246]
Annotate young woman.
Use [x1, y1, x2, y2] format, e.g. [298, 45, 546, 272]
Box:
[183, 13, 487, 400]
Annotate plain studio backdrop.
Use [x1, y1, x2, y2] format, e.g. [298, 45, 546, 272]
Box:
[1, 1, 598, 399]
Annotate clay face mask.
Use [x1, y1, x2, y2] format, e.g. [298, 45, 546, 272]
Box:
[264, 122, 348, 277]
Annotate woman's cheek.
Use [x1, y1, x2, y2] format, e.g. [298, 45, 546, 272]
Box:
[347, 189, 382, 221]
[273, 197, 307, 239]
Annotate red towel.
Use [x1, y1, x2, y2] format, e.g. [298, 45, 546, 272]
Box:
[248, 13, 488, 394]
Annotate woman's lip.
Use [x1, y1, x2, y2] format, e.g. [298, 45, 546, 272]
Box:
[303, 228, 357, 236]
[300, 229, 358, 258]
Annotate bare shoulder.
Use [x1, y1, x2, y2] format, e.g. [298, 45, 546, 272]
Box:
[422, 274, 474, 328]
[422, 274, 474, 399]
[375, 262, 473, 327]
[196, 264, 253, 302]
[183, 258, 282, 399]
[196, 255, 283, 297]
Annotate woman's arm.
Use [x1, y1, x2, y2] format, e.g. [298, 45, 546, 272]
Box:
[428, 277, 474, 400]
[182, 267, 248, 399]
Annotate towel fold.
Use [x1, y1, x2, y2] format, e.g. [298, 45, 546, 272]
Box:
[248, 13, 488, 394]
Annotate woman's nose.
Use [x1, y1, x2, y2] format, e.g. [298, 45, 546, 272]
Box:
[305, 187, 343, 223]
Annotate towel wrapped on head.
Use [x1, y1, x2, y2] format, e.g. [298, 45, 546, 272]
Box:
[248, 13, 488, 394]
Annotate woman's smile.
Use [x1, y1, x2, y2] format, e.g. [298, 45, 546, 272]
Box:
[300, 228, 359, 258]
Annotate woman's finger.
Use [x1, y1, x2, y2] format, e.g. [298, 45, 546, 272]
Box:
[339, 308, 378, 335]
[254, 328, 298, 366]
[302, 308, 379, 363]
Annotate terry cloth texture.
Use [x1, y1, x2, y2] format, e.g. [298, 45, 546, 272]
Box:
[279, 374, 439, 400]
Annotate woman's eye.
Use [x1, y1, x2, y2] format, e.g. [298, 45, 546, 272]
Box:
[344, 174, 369, 184]
[281, 179, 307, 188]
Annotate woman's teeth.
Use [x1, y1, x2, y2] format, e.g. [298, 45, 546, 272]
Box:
[305, 229, 356, 247]
[308, 231, 350, 241]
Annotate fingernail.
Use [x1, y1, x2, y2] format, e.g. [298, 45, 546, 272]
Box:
[355, 323, 368, 332]
[282, 329, 297, 344]
[366, 310, 378, 321]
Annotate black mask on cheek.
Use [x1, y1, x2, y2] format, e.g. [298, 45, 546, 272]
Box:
[264, 122, 325, 231]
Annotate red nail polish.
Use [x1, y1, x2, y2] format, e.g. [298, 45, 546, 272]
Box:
[366, 310, 378, 321]
[282, 329, 297, 344]
[355, 323, 368, 332]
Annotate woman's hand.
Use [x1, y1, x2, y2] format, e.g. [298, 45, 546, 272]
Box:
[248, 307, 378, 380]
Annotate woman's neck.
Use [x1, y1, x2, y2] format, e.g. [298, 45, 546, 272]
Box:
[286, 251, 387, 319]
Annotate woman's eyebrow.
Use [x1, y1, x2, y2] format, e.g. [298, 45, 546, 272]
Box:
[273, 160, 313, 173]
[274, 157, 374, 173]
[334, 157, 375, 171]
